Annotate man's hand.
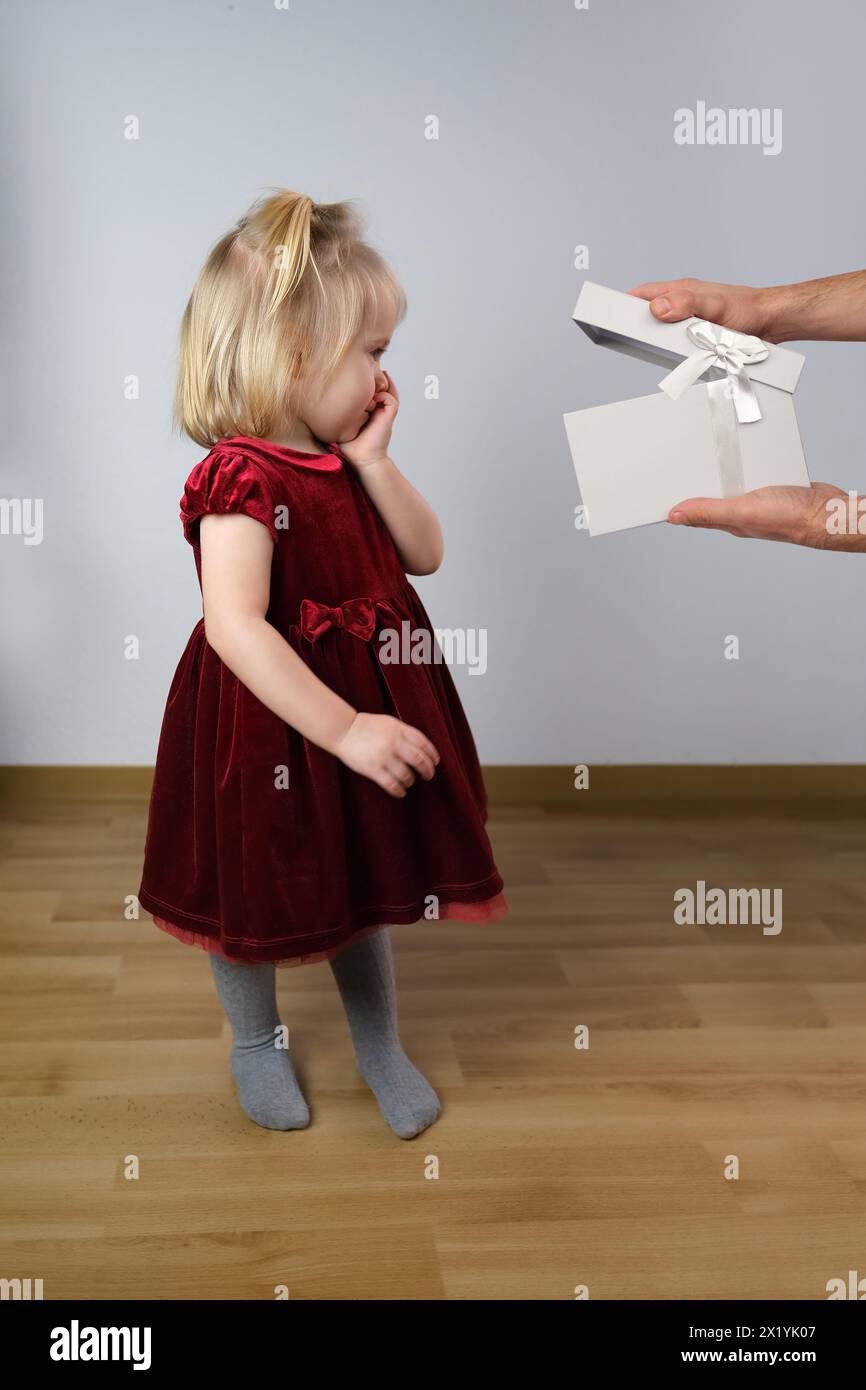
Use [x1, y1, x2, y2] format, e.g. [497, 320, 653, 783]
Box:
[668, 482, 866, 552]
[628, 277, 779, 340]
[628, 276, 865, 550]
[629, 269, 866, 344]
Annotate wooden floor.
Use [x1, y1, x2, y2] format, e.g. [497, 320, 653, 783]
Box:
[2, 797, 866, 1301]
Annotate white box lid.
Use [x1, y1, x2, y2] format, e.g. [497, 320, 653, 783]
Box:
[572, 279, 804, 394]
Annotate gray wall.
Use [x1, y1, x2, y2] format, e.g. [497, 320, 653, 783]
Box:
[3, 0, 865, 765]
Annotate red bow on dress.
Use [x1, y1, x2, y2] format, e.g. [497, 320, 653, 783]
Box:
[299, 596, 402, 643]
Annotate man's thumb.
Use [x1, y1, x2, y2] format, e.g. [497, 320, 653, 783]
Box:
[669, 499, 724, 528]
[651, 291, 695, 322]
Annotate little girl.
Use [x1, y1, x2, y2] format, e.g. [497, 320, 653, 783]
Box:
[138, 188, 508, 1140]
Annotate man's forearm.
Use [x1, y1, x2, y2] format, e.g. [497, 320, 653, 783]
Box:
[764, 269, 866, 343]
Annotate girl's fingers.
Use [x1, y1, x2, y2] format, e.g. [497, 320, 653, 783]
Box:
[399, 742, 436, 780]
[402, 726, 440, 764]
[385, 757, 415, 788]
[381, 773, 407, 798]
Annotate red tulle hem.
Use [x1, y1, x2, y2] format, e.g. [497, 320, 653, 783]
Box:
[149, 889, 509, 969]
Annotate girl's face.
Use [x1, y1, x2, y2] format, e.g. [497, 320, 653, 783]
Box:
[300, 302, 395, 447]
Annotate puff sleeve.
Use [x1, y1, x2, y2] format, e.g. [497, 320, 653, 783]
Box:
[179, 449, 279, 545]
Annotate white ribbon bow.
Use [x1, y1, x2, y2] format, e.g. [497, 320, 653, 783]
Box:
[657, 319, 769, 423]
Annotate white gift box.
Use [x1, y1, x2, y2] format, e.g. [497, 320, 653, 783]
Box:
[562, 280, 810, 536]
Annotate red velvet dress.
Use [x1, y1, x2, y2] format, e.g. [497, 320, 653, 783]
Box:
[137, 434, 508, 968]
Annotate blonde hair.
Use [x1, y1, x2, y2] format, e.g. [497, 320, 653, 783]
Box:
[173, 188, 407, 447]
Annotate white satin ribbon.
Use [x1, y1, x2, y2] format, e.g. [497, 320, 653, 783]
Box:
[706, 377, 745, 496]
[657, 319, 769, 424]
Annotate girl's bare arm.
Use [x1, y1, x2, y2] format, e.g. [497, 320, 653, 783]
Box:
[199, 512, 358, 753]
[353, 454, 444, 576]
[197, 512, 440, 793]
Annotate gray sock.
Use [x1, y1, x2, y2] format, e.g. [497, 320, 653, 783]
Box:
[209, 954, 310, 1131]
[329, 927, 441, 1139]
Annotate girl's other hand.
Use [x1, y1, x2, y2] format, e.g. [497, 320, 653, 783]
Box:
[341, 370, 399, 469]
[333, 710, 439, 798]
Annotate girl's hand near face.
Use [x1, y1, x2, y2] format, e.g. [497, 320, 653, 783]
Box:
[341, 370, 399, 469]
